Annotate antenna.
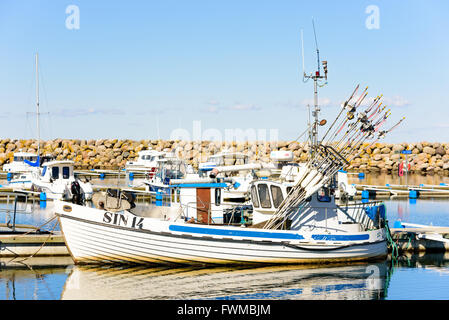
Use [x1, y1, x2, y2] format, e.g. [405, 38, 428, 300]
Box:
[312, 18, 321, 75]
[302, 18, 329, 155]
[300, 29, 306, 82]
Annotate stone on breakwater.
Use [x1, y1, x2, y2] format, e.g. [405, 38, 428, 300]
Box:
[0, 139, 449, 175]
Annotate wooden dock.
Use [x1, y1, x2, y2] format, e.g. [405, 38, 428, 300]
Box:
[0, 230, 69, 257]
[353, 183, 449, 200]
[390, 226, 449, 253]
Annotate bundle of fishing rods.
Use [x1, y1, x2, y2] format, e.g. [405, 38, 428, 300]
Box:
[263, 84, 405, 230]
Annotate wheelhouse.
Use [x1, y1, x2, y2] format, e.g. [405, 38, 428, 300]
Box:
[40, 160, 75, 182]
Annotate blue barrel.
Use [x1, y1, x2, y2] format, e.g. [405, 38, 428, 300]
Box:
[409, 190, 418, 199]
[156, 191, 162, 206]
[40, 192, 47, 201]
[358, 172, 365, 179]
[129, 172, 134, 181]
[361, 190, 369, 199]
[100, 173, 105, 180]
[233, 182, 241, 189]
[393, 220, 403, 228]
[6, 172, 12, 182]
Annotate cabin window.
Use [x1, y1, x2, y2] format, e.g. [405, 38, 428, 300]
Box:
[51, 167, 59, 180]
[270, 185, 284, 208]
[14, 157, 23, 162]
[62, 167, 70, 179]
[214, 188, 221, 206]
[251, 185, 259, 208]
[317, 188, 331, 202]
[257, 184, 272, 208]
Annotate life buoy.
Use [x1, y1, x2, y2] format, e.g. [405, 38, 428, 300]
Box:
[398, 162, 404, 177]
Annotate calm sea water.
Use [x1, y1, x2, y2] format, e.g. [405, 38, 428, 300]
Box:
[1, 173, 449, 300]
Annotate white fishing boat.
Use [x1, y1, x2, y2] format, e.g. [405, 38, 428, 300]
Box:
[198, 150, 250, 171]
[56, 36, 405, 265]
[143, 157, 195, 192]
[125, 149, 169, 176]
[198, 151, 261, 202]
[31, 160, 93, 201]
[3, 152, 40, 174]
[55, 191, 387, 265]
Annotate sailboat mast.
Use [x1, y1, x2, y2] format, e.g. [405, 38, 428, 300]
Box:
[35, 53, 40, 159]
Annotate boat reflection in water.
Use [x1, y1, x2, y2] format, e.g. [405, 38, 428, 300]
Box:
[61, 261, 390, 300]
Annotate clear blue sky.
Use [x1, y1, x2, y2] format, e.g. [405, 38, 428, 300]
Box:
[0, 0, 448, 143]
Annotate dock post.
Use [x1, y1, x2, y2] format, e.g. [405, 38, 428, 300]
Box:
[362, 190, 369, 199]
[409, 190, 418, 199]
[39, 192, 47, 208]
[156, 190, 162, 206]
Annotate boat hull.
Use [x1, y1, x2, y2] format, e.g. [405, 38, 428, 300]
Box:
[56, 202, 387, 266]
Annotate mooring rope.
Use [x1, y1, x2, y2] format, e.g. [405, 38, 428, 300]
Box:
[2, 215, 60, 262]
[384, 222, 399, 260]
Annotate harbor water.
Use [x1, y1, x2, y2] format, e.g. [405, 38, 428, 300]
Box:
[1, 173, 449, 300]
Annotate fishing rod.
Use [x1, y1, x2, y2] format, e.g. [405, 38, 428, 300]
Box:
[266, 113, 405, 230]
[346, 117, 406, 163]
[324, 94, 369, 149]
[324, 86, 369, 144]
[333, 96, 386, 151]
[339, 110, 389, 159]
[320, 84, 360, 144]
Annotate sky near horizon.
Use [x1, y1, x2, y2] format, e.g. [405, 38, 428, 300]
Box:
[0, 1, 448, 143]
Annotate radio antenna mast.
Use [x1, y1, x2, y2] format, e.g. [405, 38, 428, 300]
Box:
[302, 18, 328, 156]
[312, 18, 321, 75]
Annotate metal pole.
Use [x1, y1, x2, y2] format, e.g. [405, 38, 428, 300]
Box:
[36, 53, 40, 159]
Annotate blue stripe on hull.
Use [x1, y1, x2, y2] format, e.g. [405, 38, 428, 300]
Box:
[169, 225, 371, 242]
[169, 225, 305, 240]
[312, 234, 370, 241]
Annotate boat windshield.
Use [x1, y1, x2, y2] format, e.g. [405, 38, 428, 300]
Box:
[208, 156, 223, 165]
[156, 160, 186, 180]
[257, 184, 272, 208]
[270, 185, 284, 208]
[251, 185, 260, 208]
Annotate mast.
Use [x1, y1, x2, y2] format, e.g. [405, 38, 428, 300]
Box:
[35, 53, 40, 159]
[302, 19, 328, 157]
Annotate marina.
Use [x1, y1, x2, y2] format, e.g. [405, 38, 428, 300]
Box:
[1, 0, 449, 304]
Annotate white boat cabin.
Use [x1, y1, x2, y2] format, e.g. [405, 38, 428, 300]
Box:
[199, 151, 250, 173]
[250, 180, 375, 232]
[125, 149, 167, 172]
[3, 152, 39, 173]
[40, 160, 75, 182]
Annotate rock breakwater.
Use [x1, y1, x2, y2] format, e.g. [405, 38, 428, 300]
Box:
[1, 139, 448, 175]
